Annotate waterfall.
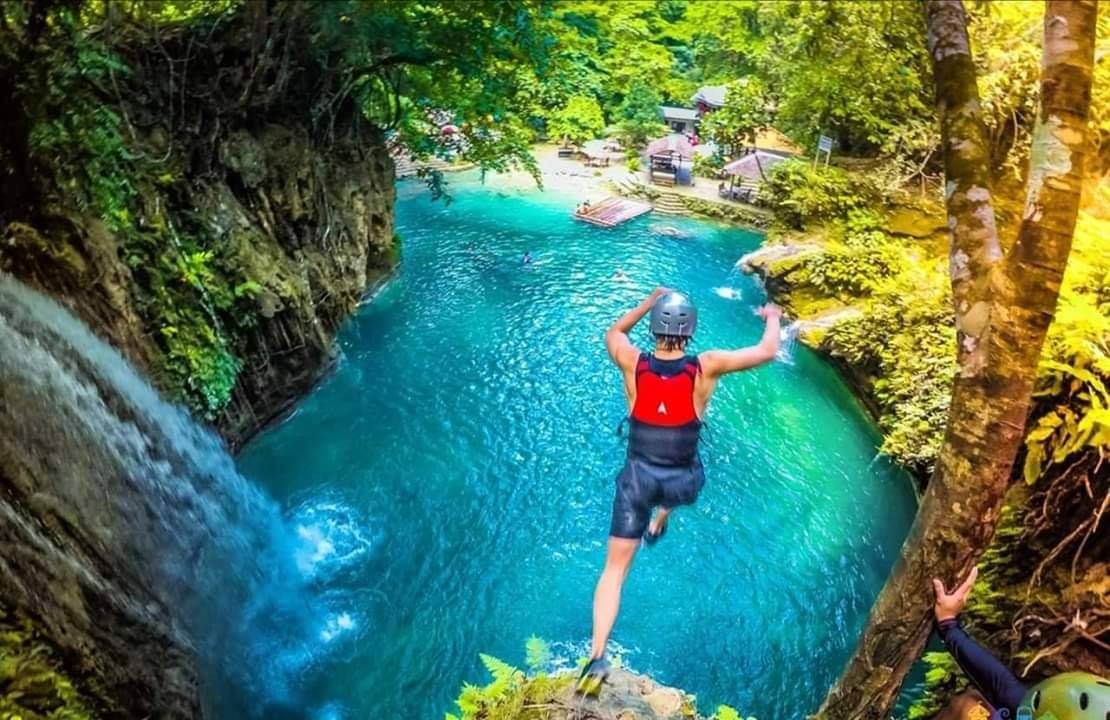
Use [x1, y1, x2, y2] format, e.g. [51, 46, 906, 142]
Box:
[0, 275, 361, 717]
[776, 320, 801, 364]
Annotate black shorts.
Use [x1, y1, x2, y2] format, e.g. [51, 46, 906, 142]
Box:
[609, 456, 706, 539]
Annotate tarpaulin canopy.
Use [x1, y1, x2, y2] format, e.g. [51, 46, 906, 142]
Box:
[722, 150, 789, 180]
[646, 134, 696, 159]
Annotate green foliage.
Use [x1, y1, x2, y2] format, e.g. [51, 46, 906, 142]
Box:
[802, 217, 904, 298]
[767, 169, 955, 471]
[302, 0, 554, 185]
[25, 14, 135, 233]
[0, 608, 100, 720]
[627, 155, 641, 172]
[547, 1, 695, 115]
[615, 81, 668, 147]
[681, 1, 931, 154]
[963, 504, 1026, 628]
[448, 641, 572, 720]
[1023, 211, 1110, 484]
[711, 705, 757, 720]
[692, 152, 724, 179]
[11, 8, 262, 418]
[547, 95, 605, 146]
[968, 1, 1043, 178]
[823, 250, 955, 472]
[698, 77, 772, 154]
[524, 636, 551, 671]
[906, 651, 964, 720]
[763, 160, 880, 230]
[121, 214, 258, 418]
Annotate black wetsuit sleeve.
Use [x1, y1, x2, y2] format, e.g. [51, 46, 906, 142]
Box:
[937, 617, 1028, 715]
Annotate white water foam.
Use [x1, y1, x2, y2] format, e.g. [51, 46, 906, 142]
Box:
[0, 275, 375, 717]
[713, 286, 742, 300]
[290, 498, 375, 579]
[776, 321, 801, 364]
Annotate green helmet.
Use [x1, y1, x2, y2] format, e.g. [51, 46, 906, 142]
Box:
[1018, 672, 1110, 720]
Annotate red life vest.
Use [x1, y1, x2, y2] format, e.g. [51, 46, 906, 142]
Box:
[630, 353, 700, 427]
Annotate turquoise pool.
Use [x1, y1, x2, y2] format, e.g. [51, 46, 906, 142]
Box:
[235, 174, 917, 719]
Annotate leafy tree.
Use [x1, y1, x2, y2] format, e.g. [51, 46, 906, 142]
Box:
[677, 1, 932, 154]
[547, 94, 605, 146]
[615, 80, 667, 146]
[815, 3, 1098, 717]
[698, 77, 773, 155]
[546, 1, 693, 115]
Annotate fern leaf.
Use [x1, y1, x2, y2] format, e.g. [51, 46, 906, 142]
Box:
[524, 635, 551, 670]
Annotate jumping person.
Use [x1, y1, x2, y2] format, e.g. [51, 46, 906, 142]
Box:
[576, 287, 783, 695]
[931, 567, 1109, 720]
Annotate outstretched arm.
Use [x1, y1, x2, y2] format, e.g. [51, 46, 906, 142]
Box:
[605, 287, 668, 368]
[699, 304, 782, 378]
[933, 568, 1028, 714]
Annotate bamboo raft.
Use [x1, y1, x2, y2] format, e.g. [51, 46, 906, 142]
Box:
[574, 196, 653, 228]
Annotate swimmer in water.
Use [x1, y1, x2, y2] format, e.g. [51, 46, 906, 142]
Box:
[612, 269, 628, 281]
[650, 224, 689, 238]
[522, 252, 533, 265]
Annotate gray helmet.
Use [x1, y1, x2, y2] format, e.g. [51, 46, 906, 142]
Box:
[650, 292, 697, 337]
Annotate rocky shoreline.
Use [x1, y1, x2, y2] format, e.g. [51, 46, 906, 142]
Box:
[738, 243, 884, 426]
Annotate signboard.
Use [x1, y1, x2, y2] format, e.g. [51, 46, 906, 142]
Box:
[814, 134, 835, 168]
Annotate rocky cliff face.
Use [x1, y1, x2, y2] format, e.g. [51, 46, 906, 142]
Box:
[2, 125, 395, 449]
[201, 126, 397, 446]
[739, 243, 884, 423]
[0, 16, 398, 717]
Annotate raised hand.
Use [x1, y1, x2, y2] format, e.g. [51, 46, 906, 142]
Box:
[649, 286, 672, 302]
[756, 303, 783, 321]
[932, 566, 979, 622]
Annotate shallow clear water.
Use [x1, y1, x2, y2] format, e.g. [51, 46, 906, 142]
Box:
[236, 175, 917, 719]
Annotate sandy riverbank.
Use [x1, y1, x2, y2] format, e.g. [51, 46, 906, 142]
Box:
[433, 143, 763, 210]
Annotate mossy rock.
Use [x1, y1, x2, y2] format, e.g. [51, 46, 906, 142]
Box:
[796, 306, 864, 349]
[679, 196, 771, 228]
[885, 206, 946, 239]
[0, 607, 102, 720]
[2, 222, 88, 275]
[738, 243, 822, 280]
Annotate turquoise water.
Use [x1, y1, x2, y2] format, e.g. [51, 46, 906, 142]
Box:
[236, 175, 917, 719]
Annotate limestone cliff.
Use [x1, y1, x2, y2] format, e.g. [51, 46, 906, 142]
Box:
[0, 10, 397, 719]
[1, 124, 395, 449]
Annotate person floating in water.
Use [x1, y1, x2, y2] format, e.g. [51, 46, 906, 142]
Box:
[929, 567, 1109, 720]
[576, 288, 783, 695]
[522, 251, 533, 265]
[611, 269, 628, 281]
[648, 224, 689, 238]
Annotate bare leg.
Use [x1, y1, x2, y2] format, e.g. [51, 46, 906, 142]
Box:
[589, 537, 640, 659]
[647, 507, 672, 536]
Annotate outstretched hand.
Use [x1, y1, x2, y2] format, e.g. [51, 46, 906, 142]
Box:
[932, 566, 978, 622]
[756, 303, 783, 321]
[649, 286, 672, 302]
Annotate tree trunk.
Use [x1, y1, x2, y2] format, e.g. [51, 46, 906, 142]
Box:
[812, 2, 1097, 718]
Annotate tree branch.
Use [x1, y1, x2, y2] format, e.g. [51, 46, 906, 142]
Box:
[811, 3, 1097, 718]
[924, 0, 1001, 378]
